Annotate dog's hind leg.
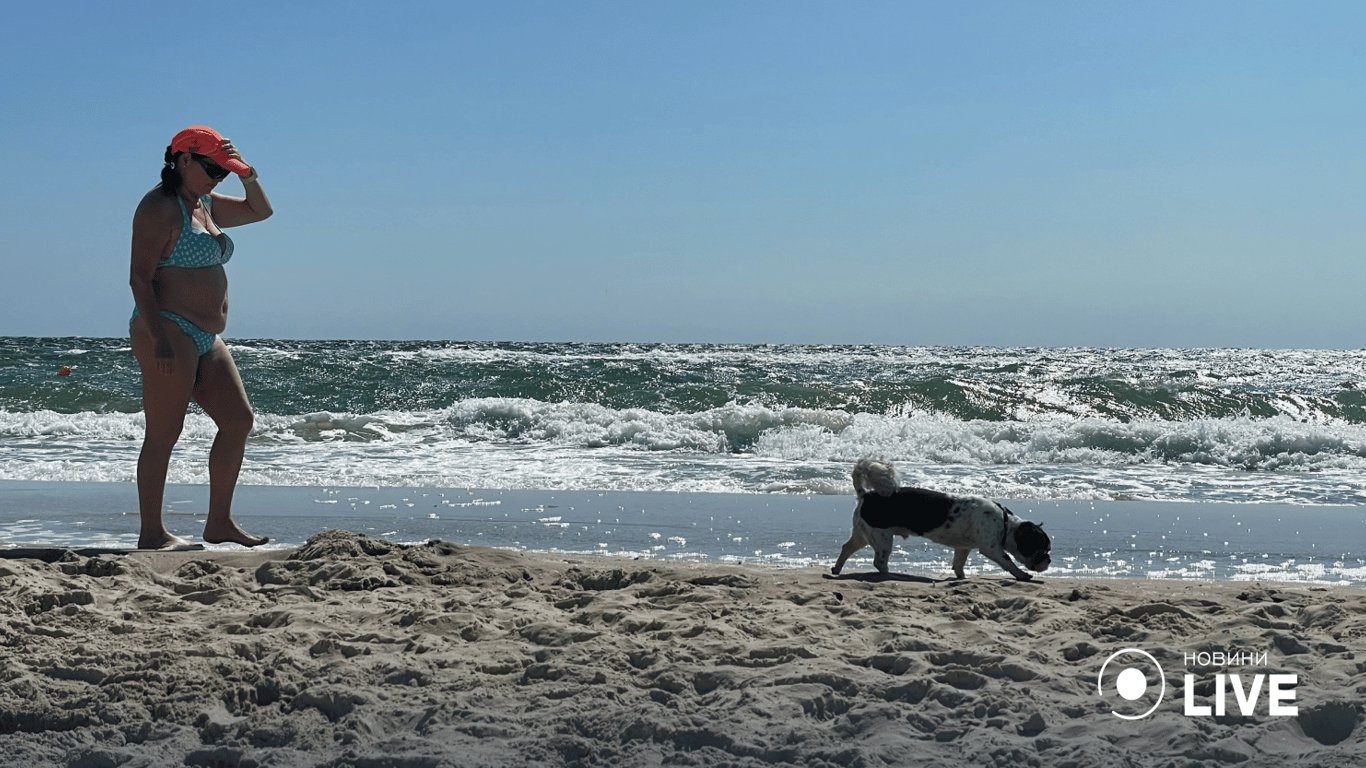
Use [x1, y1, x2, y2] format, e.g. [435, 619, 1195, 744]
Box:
[832, 529, 867, 575]
[952, 548, 970, 579]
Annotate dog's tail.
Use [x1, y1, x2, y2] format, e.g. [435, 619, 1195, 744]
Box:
[852, 457, 900, 498]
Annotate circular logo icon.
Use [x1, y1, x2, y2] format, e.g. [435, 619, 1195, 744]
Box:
[1097, 648, 1166, 720]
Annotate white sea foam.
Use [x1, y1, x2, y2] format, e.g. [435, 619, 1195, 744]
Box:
[7, 343, 1366, 505]
[5, 400, 1366, 504]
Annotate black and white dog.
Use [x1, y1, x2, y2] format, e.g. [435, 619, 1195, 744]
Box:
[831, 458, 1051, 581]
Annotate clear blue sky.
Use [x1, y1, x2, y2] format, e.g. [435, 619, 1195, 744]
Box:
[3, 1, 1363, 347]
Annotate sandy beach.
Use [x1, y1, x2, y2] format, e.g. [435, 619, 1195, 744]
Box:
[2, 530, 1363, 767]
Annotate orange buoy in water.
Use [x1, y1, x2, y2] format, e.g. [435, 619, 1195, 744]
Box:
[58, 366, 72, 376]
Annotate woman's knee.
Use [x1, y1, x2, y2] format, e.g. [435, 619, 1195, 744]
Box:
[140, 428, 182, 456]
[216, 406, 254, 437]
[142, 414, 187, 446]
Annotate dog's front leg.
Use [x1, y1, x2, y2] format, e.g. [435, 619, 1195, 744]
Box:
[832, 530, 866, 575]
[868, 529, 895, 574]
[982, 548, 1033, 581]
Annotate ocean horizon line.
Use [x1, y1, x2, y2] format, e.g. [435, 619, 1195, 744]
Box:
[6, 335, 1366, 353]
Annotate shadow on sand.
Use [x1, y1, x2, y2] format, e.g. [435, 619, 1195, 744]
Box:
[822, 570, 941, 584]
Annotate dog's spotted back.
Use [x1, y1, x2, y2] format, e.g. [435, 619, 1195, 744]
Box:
[858, 488, 956, 534]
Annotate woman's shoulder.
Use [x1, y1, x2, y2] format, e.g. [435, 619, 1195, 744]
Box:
[133, 188, 182, 227]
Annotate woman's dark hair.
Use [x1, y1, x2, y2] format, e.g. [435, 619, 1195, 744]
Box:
[157, 145, 184, 197]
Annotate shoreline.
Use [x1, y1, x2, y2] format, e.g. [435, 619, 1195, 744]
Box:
[2, 530, 1364, 766]
[3, 479, 1365, 585]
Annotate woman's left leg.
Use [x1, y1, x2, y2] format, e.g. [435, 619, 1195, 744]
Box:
[193, 338, 268, 547]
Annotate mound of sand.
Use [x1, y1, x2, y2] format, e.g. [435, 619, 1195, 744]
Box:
[2, 530, 1363, 767]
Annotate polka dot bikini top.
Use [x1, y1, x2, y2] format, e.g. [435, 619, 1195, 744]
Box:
[159, 195, 233, 268]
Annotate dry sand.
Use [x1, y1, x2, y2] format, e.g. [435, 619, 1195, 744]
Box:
[2, 530, 1364, 767]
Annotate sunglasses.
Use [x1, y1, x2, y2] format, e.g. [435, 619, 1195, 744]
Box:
[191, 154, 230, 181]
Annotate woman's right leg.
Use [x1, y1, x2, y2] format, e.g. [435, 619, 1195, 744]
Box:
[130, 317, 200, 549]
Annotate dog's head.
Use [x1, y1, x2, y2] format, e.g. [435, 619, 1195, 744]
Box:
[1008, 518, 1052, 573]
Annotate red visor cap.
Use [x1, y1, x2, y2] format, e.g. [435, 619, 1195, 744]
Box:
[170, 126, 251, 176]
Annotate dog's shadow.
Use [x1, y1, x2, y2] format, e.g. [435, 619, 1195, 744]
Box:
[822, 571, 941, 584]
[823, 571, 1042, 586]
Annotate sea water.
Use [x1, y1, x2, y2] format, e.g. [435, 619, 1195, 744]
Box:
[3, 339, 1365, 581]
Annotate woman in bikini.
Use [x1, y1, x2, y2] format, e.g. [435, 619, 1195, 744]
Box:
[129, 126, 273, 549]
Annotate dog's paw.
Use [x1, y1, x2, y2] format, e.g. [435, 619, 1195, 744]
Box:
[1014, 573, 1034, 582]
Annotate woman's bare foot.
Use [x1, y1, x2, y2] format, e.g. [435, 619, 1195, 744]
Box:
[202, 520, 269, 547]
[139, 532, 197, 550]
